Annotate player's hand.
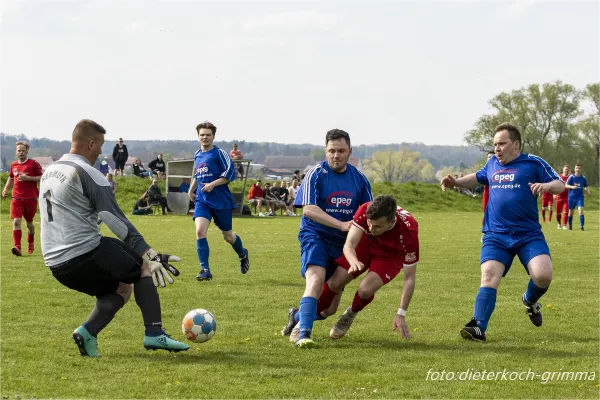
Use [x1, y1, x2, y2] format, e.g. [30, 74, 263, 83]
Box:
[440, 174, 456, 192]
[189, 191, 196, 202]
[392, 315, 410, 339]
[142, 248, 181, 287]
[528, 182, 549, 196]
[2, 188, 7, 198]
[200, 182, 214, 193]
[348, 260, 365, 274]
[339, 220, 353, 232]
[16, 173, 29, 182]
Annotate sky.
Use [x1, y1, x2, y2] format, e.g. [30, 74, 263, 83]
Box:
[1, 0, 598, 146]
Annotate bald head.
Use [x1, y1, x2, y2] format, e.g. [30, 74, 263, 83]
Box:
[72, 119, 106, 143]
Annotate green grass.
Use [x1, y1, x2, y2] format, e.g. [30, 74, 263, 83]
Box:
[1, 209, 598, 398]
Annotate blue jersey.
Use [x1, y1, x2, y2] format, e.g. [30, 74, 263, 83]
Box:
[295, 161, 373, 247]
[476, 153, 561, 234]
[193, 146, 236, 210]
[566, 174, 588, 200]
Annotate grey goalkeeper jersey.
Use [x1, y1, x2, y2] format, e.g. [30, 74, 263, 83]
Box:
[39, 153, 150, 267]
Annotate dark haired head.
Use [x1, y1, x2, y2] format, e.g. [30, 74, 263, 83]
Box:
[495, 123, 521, 148]
[366, 195, 397, 223]
[196, 121, 217, 135]
[325, 129, 351, 147]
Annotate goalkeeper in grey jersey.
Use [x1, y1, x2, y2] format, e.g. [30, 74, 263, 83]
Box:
[39, 119, 188, 357]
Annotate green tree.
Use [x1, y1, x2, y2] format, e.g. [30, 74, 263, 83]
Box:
[363, 149, 435, 183]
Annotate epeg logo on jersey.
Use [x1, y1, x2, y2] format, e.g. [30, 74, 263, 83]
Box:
[492, 169, 517, 183]
[195, 163, 210, 176]
[327, 191, 354, 208]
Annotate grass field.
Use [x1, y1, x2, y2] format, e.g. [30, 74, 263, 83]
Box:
[1, 206, 598, 399]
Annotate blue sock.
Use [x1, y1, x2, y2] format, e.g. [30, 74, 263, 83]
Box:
[196, 238, 210, 271]
[231, 235, 245, 257]
[298, 297, 317, 340]
[473, 287, 497, 332]
[580, 215, 584, 228]
[524, 279, 549, 304]
[294, 311, 325, 324]
[568, 216, 573, 228]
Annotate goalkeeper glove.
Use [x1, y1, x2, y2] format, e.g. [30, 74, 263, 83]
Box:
[142, 248, 181, 287]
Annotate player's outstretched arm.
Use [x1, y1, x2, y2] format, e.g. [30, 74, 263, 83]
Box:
[392, 265, 416, 339]
[344, 225, 365, 273]
[303, 205, 353, 231]
[529, 180, 564, 196]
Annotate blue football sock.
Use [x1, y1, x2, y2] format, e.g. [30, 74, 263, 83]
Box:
[473, 287, 497, 332]
[231, 235, 245, 257]
[298, 297, 317, 340]
[524, 279, 549, 304]
[294, 310, 325, 324]
[568, 216, 573, 228]
[196, 238, 210, 271]
[580, 215, 585, 227]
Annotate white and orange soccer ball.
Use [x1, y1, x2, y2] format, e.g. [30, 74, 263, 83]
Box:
[182, 309, 217, 343]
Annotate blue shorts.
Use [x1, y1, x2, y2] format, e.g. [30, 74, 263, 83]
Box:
[299, 234, 343, 280]
[568, 197, 584, 209]
[192, 203, 233, 232]
[480, 232, 550, 276]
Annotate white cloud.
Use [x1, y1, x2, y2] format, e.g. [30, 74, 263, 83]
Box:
[506, 0, 536, 16]
[243, 10, 338, 32]
[124, 20, 146, 33]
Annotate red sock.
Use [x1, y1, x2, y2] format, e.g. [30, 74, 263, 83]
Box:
[541, 209, 546, 222]
[351, 291, 374, 313]
[317, 282, 337, 314]
[13, 230, 22, 248]
[556, 213, 561, 224]
[563, 213, 568, 226]
[27, 233, 34, 244]
[548, 211, 552, 221]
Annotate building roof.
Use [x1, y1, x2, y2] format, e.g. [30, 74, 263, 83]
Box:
[31, 156, 54, 166]
[263, 156, 315, 169]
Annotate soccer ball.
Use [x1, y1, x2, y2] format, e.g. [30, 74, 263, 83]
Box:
[182, 309, 217, 343]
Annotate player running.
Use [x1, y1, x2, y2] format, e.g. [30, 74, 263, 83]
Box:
[40, 119, 188, 357]
[188, 121, 250, 281]
[441, 123, 564, 341]
[555, 165, 570, 229]
[565, 163, 591, 231]
[283, 129, 372, 348]
[2, 141, 43, 256]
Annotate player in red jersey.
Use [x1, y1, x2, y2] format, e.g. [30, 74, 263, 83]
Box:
[482, 152, 494, 216]
[541, 191, 554, 223]
[2, 142, 43, 256]
[555, 165, 570, 230]
[305, 195, 419, 340]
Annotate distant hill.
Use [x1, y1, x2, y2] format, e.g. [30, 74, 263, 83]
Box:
[0, 133, 484, 171]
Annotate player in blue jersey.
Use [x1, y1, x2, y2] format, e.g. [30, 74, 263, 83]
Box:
[188, 121, 250, 281]
[440, 123, 564, 341]
[283, 129, 373, 348]
[565, 163, 591, 231]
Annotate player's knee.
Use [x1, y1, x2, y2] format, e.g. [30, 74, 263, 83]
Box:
[26, 221, 34, 231]
[222, 231, 236, 244]
[357, 285, 376, 299]
[116, 283, 133, 303]
[13, 218, 22, 229]
[196, 229, 208, 239]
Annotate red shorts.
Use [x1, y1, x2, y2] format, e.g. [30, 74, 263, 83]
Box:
[541, 193, 554, 208]
[556, 198, 568, 213]
[335, 239, 403, 285]
[10, 198, 38, 222]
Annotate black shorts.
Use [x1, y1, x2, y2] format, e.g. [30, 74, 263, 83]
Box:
[50, 237, 142, 297]
[115, 159, 126, 170]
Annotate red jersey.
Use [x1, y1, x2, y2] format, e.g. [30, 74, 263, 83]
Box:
[556, 174, 569, 200]
[482, 185, 490, 212]
[9, 159, 43, 199]
[352, 202, 419, 266]
[248, 184, 264, 200]
[230, 150, 243, 159]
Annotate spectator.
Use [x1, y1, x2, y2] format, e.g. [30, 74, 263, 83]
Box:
[99, 158, 110, 175]
[247, 180, 272, 217]
[106, 173, 117, 195]
[132, 192, 154, 215]
[230, 143, 244, 180]
[265, 182, 285, 212]
[132, 158, 152, 178]
[293, 170, 301, 182]
[111, 138, 128, 176]
[147, 179, 173, 214]
[287, 178, 300, 216]
[279, 181, 293, 216]
[148, 153, 166, 179]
